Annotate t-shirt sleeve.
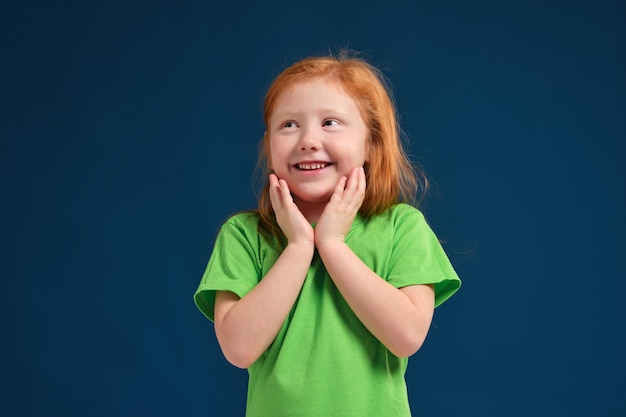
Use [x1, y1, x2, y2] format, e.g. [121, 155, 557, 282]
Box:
[387, 208, 461, 307]
[193, 218, 262, 321]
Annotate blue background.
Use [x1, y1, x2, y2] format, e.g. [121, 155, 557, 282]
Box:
[2, 0, 624, 416]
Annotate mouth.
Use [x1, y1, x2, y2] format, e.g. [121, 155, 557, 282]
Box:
[294, 161, 332, 171]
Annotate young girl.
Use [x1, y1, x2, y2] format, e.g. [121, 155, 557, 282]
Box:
[194, 52, 461, 417]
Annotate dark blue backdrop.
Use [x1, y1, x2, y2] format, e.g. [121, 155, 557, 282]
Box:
[2, 1, 624, 416]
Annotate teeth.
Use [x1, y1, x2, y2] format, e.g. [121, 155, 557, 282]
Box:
[298, 163, 327, 170]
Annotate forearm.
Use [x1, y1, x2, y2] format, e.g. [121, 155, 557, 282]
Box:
[317, 241, 434, 358]
[215, 242, 314, 368]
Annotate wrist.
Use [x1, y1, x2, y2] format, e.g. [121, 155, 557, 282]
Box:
[315, 238, 346, 255]
[285, 240, 315, 256]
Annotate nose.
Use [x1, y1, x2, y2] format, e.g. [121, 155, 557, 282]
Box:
[298, 127, 320, 151]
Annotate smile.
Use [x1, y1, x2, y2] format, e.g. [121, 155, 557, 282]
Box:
[295, 162, 330, 170]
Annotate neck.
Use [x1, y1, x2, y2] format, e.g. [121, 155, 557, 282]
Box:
[294, 199, 327, 224]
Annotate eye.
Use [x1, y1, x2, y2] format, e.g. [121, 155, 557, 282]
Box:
[283, 121, 298, 128]
[322, 119, 340, 127]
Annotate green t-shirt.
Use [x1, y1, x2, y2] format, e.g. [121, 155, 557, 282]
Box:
[194, 203, 461, 417]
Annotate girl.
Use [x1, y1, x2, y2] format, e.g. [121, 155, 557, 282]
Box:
[194, 52, 461, 417]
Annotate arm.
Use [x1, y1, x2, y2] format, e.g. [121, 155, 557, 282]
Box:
[316, 241, 434, 358]
[214, 174, 315, 369]
[315, 167, 435, 358]
[214, 242, 313, 368]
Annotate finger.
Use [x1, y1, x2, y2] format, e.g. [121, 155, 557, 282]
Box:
[329, 176, 347, 204]
[346, 167, 360, 192]
[269, 173, 279, 191]
[342, 168, 365, 210]
[268, 174, 283, 210]
[341, 167, 361, 200]
[278, 179, 294, 206]
[356, 166, 366, 196]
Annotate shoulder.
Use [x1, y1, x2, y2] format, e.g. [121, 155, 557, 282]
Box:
[388, 203, 424, 218]
[352, 204, 426, 240]
[219, 211, 282, 252]
[222, 210, 262, 230]
[363, 204, 435, 243]
[213, 211, 263, 246]
[370, 203, 426, 226]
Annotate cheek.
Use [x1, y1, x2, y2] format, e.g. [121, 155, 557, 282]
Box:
[267, 141, 280, 169]
[268, 146, 289, 174]
[353, 139, 370, 163]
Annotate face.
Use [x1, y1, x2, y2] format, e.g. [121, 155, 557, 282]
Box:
[268, 78, 369, 208]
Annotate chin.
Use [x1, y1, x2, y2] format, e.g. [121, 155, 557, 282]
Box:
[293, 192, 333, 205]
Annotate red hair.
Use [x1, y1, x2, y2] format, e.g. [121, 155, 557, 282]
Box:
[256, 51, 427, 241]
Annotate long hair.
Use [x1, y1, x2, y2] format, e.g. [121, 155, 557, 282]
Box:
[256, 51, 428, 242]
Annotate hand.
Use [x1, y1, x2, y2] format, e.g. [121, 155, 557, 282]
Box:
[314, 167, 366, 247]
[268, 173, 315, 247]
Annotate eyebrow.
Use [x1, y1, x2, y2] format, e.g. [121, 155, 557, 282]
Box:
[272, 108, 351, 120]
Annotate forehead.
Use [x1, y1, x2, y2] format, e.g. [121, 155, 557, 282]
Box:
[272, 78, 361, 115]
[280, 78, 346, 99]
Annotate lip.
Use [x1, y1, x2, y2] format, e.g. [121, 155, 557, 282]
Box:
[292, 160, 334, 171]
